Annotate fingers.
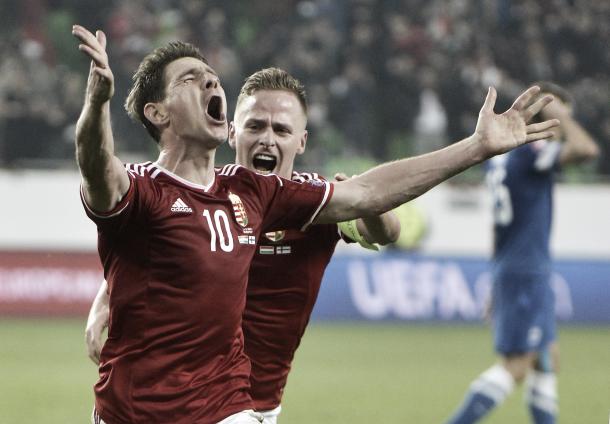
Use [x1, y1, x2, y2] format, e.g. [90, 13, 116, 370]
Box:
[72, 25, 100, 49]
[78, 43, 108, 68]
[72, 25, 108, 68]
[480, 86, 497, 114]
[525, 119, 559, 142]
[510, 85, 540, 112]
[526, 119, 560, 134]
[96, 30, 107, 50]
[334, 172, 348, 182]
[525, 131, 555, 142]
[522, 94, 554, 123]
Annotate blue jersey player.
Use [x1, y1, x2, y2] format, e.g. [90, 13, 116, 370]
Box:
[444, 82, 599, 424]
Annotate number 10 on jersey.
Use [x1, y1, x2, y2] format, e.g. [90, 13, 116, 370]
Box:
[202, 209, 234, 252]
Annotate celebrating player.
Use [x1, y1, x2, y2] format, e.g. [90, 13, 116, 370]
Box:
[443, 82, 599, 424]
[73, 23, 558, 424]
[86, 67, 400, 423]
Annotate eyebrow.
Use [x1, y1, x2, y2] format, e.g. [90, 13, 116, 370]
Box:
[245, 117, 293, 131]
[174, 65, 218, 83]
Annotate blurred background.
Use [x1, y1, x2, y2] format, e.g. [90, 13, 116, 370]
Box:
[1, 0, 609, 176]
[0, 0, 608, 423]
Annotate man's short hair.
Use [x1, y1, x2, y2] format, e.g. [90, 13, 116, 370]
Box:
[125, 41, 208, 142]
[236, 67, 308, 114]
[535, 81, 572, 105]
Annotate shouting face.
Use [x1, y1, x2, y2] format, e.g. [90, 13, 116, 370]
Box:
[230, 90, 308, 178]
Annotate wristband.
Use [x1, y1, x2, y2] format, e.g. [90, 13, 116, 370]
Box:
[338, 219, 379, 251]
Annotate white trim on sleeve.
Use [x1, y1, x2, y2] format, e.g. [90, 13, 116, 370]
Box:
[300, 181, 331, 231]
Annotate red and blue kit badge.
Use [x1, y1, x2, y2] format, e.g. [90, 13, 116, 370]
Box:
[228, 192, 248, 227]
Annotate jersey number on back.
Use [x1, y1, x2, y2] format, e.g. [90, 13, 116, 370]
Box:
[202, 209, 234, 252]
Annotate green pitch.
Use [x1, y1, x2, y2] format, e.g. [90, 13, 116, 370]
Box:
[0, 320, 607, 423]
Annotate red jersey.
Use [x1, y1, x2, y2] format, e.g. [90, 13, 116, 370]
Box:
[242, 172, 346, 411]
[82, 163, 332, 424]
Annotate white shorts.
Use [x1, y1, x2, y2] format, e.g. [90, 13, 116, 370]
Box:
[217, 409, 264, 424]
[260, 405, 282, 424]
[92, 407, 262, 424]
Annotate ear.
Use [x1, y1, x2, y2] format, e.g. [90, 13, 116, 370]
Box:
[296, 129, 308, 155]
[143, 102, 169, 128]
[228, 121, 236, 150]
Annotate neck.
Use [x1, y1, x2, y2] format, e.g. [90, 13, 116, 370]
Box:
[156, 140, 217, 186]
[278, 167, 293, 179]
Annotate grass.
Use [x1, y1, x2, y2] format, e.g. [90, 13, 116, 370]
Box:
[0, 319, 608, 423]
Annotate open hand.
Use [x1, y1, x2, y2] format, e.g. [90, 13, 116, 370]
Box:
[72, 25, 114, 105]
[474, 86, 560, 157]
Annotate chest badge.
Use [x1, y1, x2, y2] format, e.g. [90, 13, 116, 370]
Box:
[264, 230, 285, 242]
[228, 192, 249, 227]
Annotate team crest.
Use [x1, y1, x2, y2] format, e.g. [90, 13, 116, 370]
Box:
[228, 192, 248, 227]
[265, 230, 285, 242]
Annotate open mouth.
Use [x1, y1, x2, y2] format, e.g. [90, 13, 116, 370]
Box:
[206, 96, 224, 121]
[252, 153, 277, 173]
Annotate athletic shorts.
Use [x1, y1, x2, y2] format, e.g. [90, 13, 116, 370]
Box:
[92, 407, 263, 423]
[260, 405, 282, 424]
[491, 273, 556, 355]
[218, 409, 264, 423]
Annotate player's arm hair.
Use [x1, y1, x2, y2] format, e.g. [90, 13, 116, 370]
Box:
[85, 279, 110, 365]
[316, 138, 486, 223]
[74, 25, 129, 213]
[76, 95, 130, 212]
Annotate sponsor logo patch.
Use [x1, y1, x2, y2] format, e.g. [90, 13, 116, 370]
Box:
[170, 198, 193, 213]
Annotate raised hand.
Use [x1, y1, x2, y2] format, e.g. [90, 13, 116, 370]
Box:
[474, 86, 560, 156]
[72, 25, 114, 105]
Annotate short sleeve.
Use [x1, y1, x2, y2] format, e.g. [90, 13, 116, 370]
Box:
[80, 171, 147, 234]
[256, 174, 334, 232]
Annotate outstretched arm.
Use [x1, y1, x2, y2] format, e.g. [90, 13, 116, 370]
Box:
[334, 173, 400, 246]
[315, 86, 559, 223]
[85, 280, 110, 365]
[539, 99, 599, 165]
[72, 25, 129, 212]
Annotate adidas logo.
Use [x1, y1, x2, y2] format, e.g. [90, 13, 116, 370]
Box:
[170, 198, 193, 213]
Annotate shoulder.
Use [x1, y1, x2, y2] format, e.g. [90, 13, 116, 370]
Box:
[124, 161, 158, 180]
[217, 164, 282, 185]
[291, 171, 326, 183]
[291, 171, 330, 191]
[215, 165, 284, 205]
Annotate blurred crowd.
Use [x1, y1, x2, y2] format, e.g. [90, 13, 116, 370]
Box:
[0, 0, 608, 177]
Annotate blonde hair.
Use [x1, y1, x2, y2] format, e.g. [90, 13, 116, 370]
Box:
[236, 67, 307, 114]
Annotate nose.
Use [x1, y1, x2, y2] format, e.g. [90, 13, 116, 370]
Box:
[259, 129, 276, 147]
[205, 77, 219, 89]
